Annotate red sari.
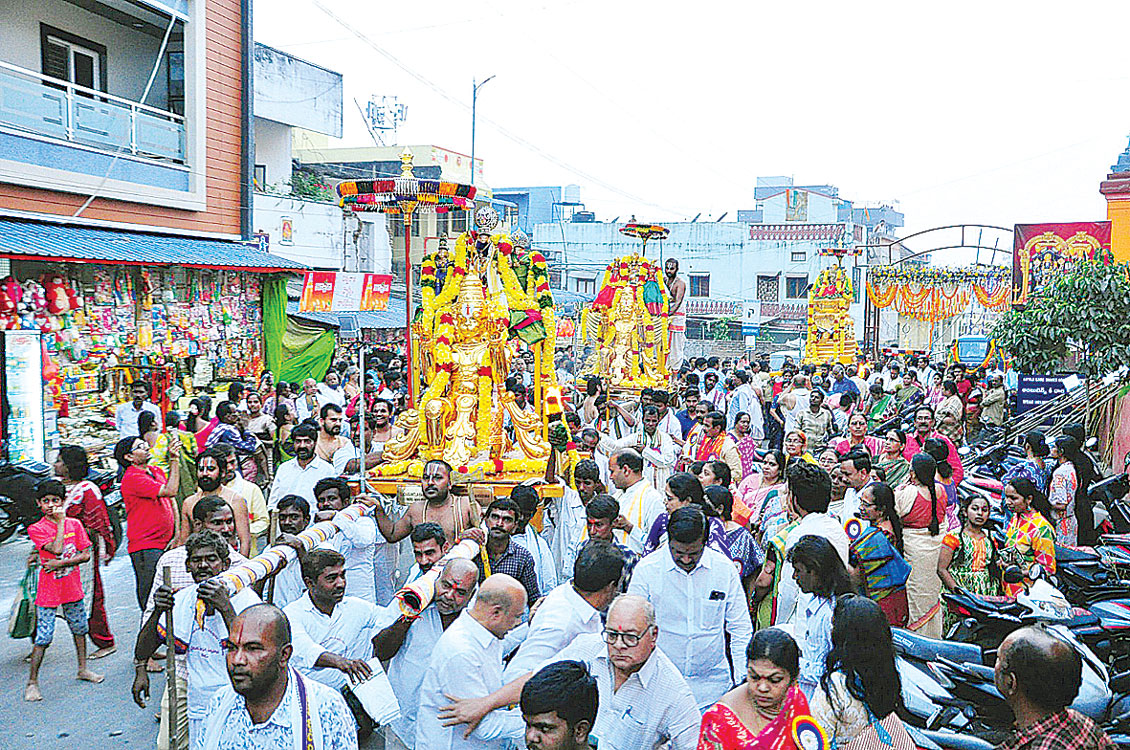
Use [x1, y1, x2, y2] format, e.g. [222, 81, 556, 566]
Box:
[64, 480, 115, 649]
[699, 686, 820, 750]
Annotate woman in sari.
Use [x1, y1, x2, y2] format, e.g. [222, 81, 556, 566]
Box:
[895, 453, 947, 638]
[737, 450, 788, 545]
[850, 482, 910, 627]
[1003, 431, 1053, 494]
[1049, 435, 1080, 546]
[832, 412, 883, 457]
[56, 445, 116, 658]
[865, 383, 893, 430]
[1001, 477, 1057, 597]
[699, 629, 812, 750]
[934, 381, 965, 447]
[874, 429, 911, 488]
[783, 430, 817, 465]
[729, 412, 761, 479]
[754, 495, 800, 630]
[925, 372, 945, 409]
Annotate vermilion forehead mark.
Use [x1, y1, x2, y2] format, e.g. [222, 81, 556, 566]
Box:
[230, 621, 245, 642]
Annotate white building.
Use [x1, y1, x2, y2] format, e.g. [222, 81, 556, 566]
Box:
[252, 43, 390, 272]
[532, 177, 904, 355]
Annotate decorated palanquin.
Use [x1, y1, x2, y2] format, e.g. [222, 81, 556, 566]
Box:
[375, 209, 573, 483]
[577, 254, 670, 389]
[805, 264, 858, 365]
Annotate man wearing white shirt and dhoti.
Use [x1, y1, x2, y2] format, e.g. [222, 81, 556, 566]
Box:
[608, 449, 665, 554]
[193, 604, 358, 750]
[285, 549, 388, 738]
[628, 506, 753, 710]
[373, 559, 479, 750]
[614, 406, 677, 491]
[415, 575, 528, 749]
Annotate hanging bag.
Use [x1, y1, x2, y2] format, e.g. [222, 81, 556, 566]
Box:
[8, 563, 38, 640]
[843, 705, 915, 750]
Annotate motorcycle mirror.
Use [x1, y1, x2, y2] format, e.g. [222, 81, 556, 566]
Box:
[1086, 437, 1099, 450]
[1003, 566, 1024, 585]
[1028, 563, 1044, 582]
[958, 446, 971, 456]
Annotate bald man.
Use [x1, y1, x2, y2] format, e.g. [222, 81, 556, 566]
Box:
[193, 604, 358, 750]
[375, 558, 480, 749]
[415, 574, 527, 749]
[995, 626, 1113, 750]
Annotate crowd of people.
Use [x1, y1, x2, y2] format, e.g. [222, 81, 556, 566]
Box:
[16, 348, 1114, 750]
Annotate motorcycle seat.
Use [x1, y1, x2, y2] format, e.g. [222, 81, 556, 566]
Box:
[1057, 546, 1102, 564]
[892, 627, 983, 665]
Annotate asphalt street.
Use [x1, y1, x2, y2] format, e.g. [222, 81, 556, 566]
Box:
[0, 531, 388, 749]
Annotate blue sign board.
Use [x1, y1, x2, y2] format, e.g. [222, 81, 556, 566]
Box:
[1015, 374, 1068, 414]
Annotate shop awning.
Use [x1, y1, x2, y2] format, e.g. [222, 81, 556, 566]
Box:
[287, 298, 407, 330]
[0, 218, 308, 273]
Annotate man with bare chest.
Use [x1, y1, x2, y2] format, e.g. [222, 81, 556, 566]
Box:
[665, 258, 687, 371]
[371, 459, 481, 552]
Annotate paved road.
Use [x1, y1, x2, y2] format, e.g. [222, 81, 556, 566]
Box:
[0, 532, 387, 749]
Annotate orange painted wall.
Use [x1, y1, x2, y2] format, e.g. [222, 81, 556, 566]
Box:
[0, 0, 245, 235]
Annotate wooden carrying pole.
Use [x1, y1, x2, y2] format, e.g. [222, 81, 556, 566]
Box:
[163, 567, 180, 750]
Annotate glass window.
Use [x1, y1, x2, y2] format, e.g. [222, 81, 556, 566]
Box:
[689, 274, 710, 297]
[786, 276, 809, 299]
[576, 278, 596, 295]
[791, 250, 807, 263]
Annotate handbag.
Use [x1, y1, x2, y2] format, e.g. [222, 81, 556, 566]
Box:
[843, 707, 915, 750]
[8, 564, 37, 640]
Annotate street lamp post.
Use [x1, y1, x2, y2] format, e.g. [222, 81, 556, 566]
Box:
[470, 75, 495, 186]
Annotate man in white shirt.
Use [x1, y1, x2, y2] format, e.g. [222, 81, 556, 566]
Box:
[504, 539, 624, 680]
[285, 549, 387, 737]
[836, 450, 872, 522]
[608, 449, 664, 553]
[373, 558, 479, 749]
[614, 406, 677, 491]
[578, 429, 611, 488]
[544, 595, 700, 750]
[416, 575, 527, 749]
[318, 370, 347, 409]
[402, 522, 447, 584]
[269, 494, 313, 608]
[651, 390, 685, 446]
[510, 486, 560, 596]
[133, 530, 260, 742]
[269, 424, 337, 510]
[539, 471, 590, 585]
[296, 378, 322, 423]
[193, 604, 358, 750]
[778, 375, 811, 435]
[313, 478, 388, 605]
[628, 506, 753, 710]
[116, 381, 162, 439]
[773, 460, 850, 626]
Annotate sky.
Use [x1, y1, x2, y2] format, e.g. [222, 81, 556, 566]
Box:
[255, 1, 1130, 255]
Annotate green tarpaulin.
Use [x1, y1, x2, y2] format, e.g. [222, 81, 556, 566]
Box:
[263, 276, 334, 383]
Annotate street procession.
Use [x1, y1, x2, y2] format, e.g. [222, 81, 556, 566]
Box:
[4, 3, 1130, 750]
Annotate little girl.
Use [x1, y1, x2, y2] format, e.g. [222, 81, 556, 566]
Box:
[938, 494, 1000, 632]
[788, 534, 854, 697]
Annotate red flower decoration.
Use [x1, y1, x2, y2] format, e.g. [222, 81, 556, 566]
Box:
[492, 458, 504, 474]
[458, 466, 469, 474]
[439, 313, 454, 324]
[477, 366, 492, 377]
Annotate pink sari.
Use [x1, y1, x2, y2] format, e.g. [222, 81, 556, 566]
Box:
[698, 686, 817, 750]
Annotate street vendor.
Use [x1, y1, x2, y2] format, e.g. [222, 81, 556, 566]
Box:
[116, 381, 161, 439]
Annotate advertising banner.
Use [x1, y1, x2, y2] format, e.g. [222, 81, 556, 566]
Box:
[1012, 222, 1112, 307]
[297, 272, 393, 313]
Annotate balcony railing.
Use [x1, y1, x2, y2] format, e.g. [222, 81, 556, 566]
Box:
[0, 60, 185, 163]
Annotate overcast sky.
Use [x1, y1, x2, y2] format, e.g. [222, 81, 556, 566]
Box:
[256, 1, 1130, 253]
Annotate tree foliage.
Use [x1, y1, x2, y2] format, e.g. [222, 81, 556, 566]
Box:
[991, 260, 1130, 378]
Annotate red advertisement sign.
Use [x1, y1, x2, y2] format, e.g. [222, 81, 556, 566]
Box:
[1012, 222, 1112, 307]
[298, 273, 393, 313]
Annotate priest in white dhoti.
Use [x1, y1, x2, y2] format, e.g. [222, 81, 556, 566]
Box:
[614, 405, 677, 492]
[607, 448, 665, 554]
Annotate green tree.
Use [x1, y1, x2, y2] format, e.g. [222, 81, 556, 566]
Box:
[991, 260, 1130, 378]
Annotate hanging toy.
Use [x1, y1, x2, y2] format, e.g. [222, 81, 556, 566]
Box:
[41, 273, 69, 315]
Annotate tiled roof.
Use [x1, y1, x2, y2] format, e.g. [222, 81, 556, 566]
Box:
[749, 224, 846, 241]
[0, 218, 308, 272]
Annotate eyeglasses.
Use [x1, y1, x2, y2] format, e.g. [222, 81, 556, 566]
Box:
[602, 629, 645, 647]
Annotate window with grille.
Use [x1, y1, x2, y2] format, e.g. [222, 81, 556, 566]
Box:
[791, 250, 806, 263]
[575, 278, 596, 295]
[689, 274, 710, 297]
[786, 276, 809, 299]
[41, 25, 106, 92]
[452, 211, 468, 233]
[757, 275, 779, 302]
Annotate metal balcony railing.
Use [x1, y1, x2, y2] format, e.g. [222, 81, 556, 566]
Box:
[0, 60, 185, 163]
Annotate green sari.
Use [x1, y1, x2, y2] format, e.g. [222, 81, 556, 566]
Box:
[756, 519, 800, 630]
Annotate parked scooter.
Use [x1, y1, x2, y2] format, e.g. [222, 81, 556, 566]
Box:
[0, 460, 52, 543]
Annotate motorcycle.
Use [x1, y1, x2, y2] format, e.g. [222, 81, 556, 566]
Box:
[0, 460, 52, 543]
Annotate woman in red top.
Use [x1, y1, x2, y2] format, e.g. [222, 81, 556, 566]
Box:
[56, 446, 116, 658]
[113, 436, 180, 610]
[894, 453, 947, 638]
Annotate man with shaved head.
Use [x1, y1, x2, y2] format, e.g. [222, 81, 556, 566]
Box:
[374, 557, 479, 749]
[415, 574, 527, 749]
[193, 604, 358, 750]
[994, 626, 1113, 750]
